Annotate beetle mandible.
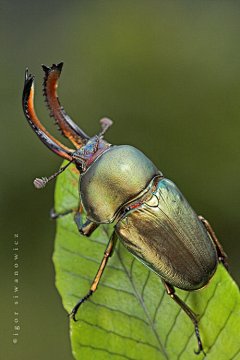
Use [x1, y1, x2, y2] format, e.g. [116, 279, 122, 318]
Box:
[22, 62, 228, 355]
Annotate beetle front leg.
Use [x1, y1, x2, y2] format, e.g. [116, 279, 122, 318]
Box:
[199, 215, 228, 271]
[162, 280, 205, 356]
[50, 207, 74, 219]
[50, 205, 99, 237]
[69, 231, 118, 321]
[73, 205, 99, 237]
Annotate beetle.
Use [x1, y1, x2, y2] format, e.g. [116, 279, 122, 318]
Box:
[22, 62, 228, 355]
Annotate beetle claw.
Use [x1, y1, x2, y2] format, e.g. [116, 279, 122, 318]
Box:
[69, 302, 82, 322]
[193, 323, 206, 356]
[194, 336, 206, 356]
[69, 290, 93, 322]
[68, 310, 78, 322]
[194, 345, 206, 356]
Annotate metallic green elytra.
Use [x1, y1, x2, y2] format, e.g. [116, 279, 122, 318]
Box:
[115, 178, 218, 291]
[22, 62, 228, 356]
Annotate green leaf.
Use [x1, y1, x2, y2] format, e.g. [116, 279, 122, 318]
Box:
[53, 161, 240, 360]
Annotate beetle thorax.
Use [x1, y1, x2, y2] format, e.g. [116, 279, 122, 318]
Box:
[80, 145, 161, 223]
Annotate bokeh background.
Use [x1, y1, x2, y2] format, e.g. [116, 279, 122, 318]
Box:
[1, 1, 240, 359]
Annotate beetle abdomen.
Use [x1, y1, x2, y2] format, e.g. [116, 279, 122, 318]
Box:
[80, 145, 161, 223]
[115, 178, 218, 290]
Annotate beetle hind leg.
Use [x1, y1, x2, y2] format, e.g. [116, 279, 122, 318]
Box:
[162, 280, 206, 356]
[199, 215, 228, 271]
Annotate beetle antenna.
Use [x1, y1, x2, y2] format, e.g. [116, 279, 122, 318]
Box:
[99, 117, 113, 137]
[34, 160, 73, 188]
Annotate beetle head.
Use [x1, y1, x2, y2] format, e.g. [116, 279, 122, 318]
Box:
[72, 135, 111, 173]
[22, 63, 112, 187]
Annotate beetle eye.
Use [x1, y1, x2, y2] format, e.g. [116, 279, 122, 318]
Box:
[75, 160, 85, 173]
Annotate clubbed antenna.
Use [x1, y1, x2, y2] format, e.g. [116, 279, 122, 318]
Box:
[33, 160, 73, 189]
[99, 117, 113, 137]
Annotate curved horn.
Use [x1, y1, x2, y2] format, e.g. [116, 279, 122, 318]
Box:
[42, 62, 90, 148]
[23, 69, 74, 161]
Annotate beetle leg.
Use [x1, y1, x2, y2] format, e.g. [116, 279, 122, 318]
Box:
[162, 280, 206, 356]
[198, 215, 228, 271]
[50, 205, 99, 237]
[50, 207, 74, 219]
[72, 204, 99, 237]
[69, 231, 118, 321]
[74, 214, 99, 237]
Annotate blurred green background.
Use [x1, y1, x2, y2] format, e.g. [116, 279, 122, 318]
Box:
[1, 1, 240, 359]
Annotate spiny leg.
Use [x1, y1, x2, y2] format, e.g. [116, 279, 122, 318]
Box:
[69, 231, 118, 321]
[162, 280, 206, 356]
[199, 215, 228, 271]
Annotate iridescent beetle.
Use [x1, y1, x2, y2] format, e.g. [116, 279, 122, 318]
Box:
[22, 62, 228, 355]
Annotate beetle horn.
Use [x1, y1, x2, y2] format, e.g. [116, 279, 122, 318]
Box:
[23, 68, 74, 161]
[42, 62, 90, 148]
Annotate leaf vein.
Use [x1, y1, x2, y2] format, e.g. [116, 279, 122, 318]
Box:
[60, 245, 124, 271]
[178, 269, 223, 360]
[153, 286, 166, 324]
[231, 348, 240, 360]
[116, 245, 170, 360]
[74, 342, 143, 360]
[141, 270, 151, 299]
[206, 300, 238, 356]
[87, 299, 150, 325]
[164, 292, 190, 348]
[80, 318, 161, 351]
[58, 224, 107, 246]
[63, 270, 136, 295]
